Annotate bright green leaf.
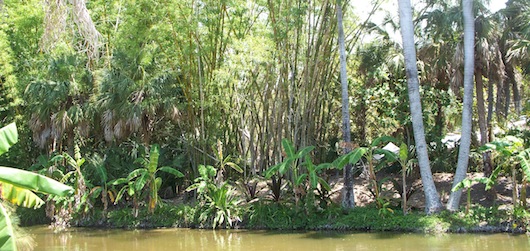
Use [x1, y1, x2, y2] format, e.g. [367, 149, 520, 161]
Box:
[318, 177, 331, 191]
[0, 166, 73, 196]
[281, 139, 295, 157]
[349, 147, 368, 165]
[295, 174, 307, 186]
[399, 143, 408, 163]
[296, 146, 315, 159]
[148, 144, 161, 173]
[309, 172, 318, 189]
[371, 136, 397, 147]
[158, 166, 184, 178]
[0, 203, 16, 251]
[518, 149, 530, 181]
[0, 123, 17, 156]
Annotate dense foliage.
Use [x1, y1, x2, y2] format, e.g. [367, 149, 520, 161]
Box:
[1, 0, 530, 232]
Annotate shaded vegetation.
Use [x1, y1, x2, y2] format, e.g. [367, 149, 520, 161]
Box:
[1, 0, 530, 240]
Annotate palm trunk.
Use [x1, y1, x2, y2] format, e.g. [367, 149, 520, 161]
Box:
[506, 64, 521, 114]
[447, 0, 475, 211]
[398, 0, 443, 214]
[504, 76, 511, 116]
[475, 70, 492, 175]
[337, 0, 355, 209]
[487, 78, 494, 125]
[496, 78, 506, 121]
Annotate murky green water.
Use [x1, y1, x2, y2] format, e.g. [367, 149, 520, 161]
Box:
[28, 226, 530, 251]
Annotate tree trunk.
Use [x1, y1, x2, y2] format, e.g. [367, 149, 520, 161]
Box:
[487, 78, 494, 125]
[475, 70, 492, 176]
[398, 0, 443, 214]
[337, 0, 355, 209]
[496, 78, 506, 121]
[506, 64, 521, 114]
[504, 76, 511, 117]
[447, 0, 475, 211]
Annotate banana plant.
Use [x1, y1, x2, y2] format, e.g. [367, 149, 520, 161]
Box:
[395, 142, 416, 215]
[112, 144, 184, 215]
[0, 123, 73, 251]
[213, 140, 243, 185]
[264, 139, 315, 203]
[332, 136, 398, 207]
[474, 136, 530, 208]
[452, 154, 508, 215]
[264, 139, 315, 180]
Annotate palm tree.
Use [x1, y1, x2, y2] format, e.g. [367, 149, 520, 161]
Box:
[501, 0, 530, 116]
[337, 0, 355, 209]
[24, 54, 91, 153]
[398, 0, 443, 214]
[473, 7, 504, 177]
[447, 0, 475, 211]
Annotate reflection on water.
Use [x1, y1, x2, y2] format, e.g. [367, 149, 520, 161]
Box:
[28, 226, 530, 251]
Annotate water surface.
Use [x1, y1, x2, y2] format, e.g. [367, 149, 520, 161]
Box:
[28, 226, 530, 251]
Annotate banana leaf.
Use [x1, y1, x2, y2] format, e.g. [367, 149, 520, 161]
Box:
[158, 166, 184, 178]
[0, 202, 16, 251]
[518, 149, 530, 181]
[281, 139, 295, 157]
[148, 144, 160, 173]
[0, 182, 45, 209]
[0, 123, 18, 156]
[399, 143, 408, 164]
[0, 166, 73, 197]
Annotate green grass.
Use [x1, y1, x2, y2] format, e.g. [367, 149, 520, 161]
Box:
[17, 202, 527, 234]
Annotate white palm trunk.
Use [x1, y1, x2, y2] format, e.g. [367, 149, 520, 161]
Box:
[398, 0, 443, 213]
[447, 0, 475, 211]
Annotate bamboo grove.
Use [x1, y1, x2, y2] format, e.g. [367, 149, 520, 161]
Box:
[1, 0, 530, 225]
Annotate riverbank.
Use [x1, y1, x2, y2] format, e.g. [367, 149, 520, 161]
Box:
[48, 202, 526, 235]
[17, 171, 530, 235]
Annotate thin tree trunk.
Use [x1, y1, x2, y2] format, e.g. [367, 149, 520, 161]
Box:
[484, 78, 494, 176]
[337, 0, 355, 209]
[475, 70, 492, 175]
[496, 78, 506, 121]
[398, 0, 443, 214]
[447, 0, 475, 211]
[506, 65, 521, 114]
[487, 78, 494, 125]
[504, 76, 511, 116]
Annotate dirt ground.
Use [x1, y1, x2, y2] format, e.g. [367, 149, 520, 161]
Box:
[168, 170, 527, 211]
[327, 171, 526, 210]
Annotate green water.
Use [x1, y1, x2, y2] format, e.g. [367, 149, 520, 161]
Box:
[28, 226, 530, 251]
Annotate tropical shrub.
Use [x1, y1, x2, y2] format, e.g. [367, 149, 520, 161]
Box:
[264, 139, 335, 207]
[186, 165, 242, 229]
